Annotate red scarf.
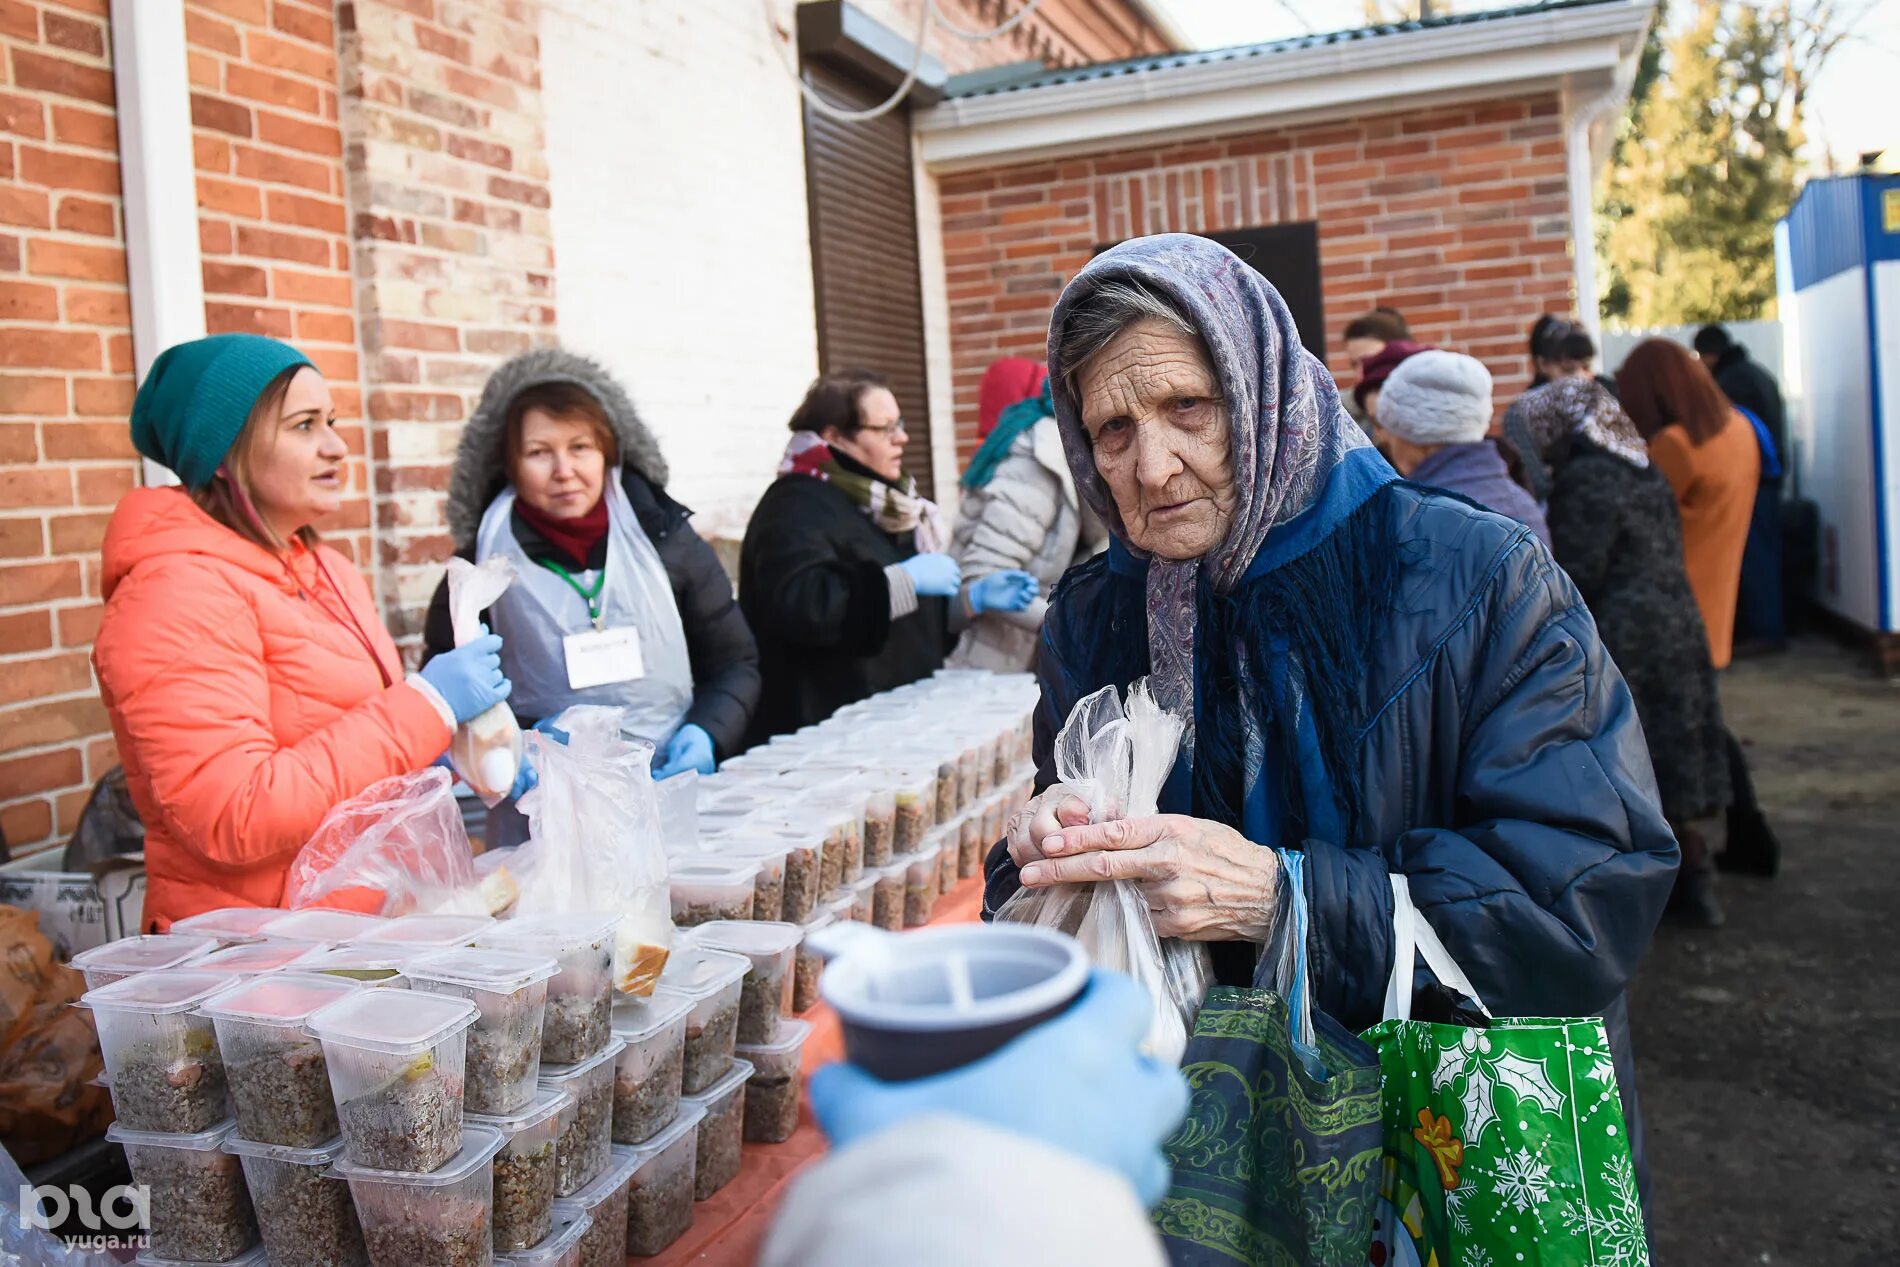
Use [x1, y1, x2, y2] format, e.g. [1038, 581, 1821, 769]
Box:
[515, 492, 610, 570]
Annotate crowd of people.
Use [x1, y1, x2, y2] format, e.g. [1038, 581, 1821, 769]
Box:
[87, 230, 1793, 1261]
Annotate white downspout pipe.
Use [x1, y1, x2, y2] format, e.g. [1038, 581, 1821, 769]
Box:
[111, 0, 204, 488]
[1565, 84, 1623, 343]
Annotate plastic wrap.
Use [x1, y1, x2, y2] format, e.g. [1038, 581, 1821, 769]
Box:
[285, 767, 492, 916]
[993, 680, 1211, 1063]
[446, 555, 525, 805]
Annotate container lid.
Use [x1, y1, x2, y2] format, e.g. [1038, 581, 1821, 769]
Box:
[537, 1035, 624, 1086]
[352, 912, 495, 950]
[477, 911, 620, 951]
[814, 922, 1090, 1034]
[71, 933, 218, 976]
[223, 1132, 348, 1166]
[609, 990, 692, 1044]
[328, 1122, 503, 1185]
[201, 972, 364, 1026]
[170, 906, 285, 942]
[467, 1083, 571, 1134]
[107, 1117, 236, 1152]
[708, 839, 789, 869]
[297, 945, 411, 981]
[81, 969, 232, 1015]
[734, 1015, 812, 1062]
[657, 944, 749, 999]
[137, 1247, 269, 1267]
[799, 908, 839, 935]
[679, 1056, 754, 1109]
[496, 1207, 592, 1265]
[617, 1102, 706, 1170]
[669, 861, 759, 890]
[557, 1140, 644, 1210]
[194, 939, 331, 976]
[691, 920, 802, 960]
[405, 946, 560, 994]
[305, 987, 477, 1053]
[261, 909, 388, 943]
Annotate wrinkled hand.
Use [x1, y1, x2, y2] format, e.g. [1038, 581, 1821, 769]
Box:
[652, 723, 716, 780]
[1004, 784, 1096, 870]
[969, 569, 1039, 614]
[1018, 814, 1281, 943]
[810, 969, 1188, 1207]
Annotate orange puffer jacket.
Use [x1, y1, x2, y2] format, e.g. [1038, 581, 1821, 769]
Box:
[94, 488, 453, 930]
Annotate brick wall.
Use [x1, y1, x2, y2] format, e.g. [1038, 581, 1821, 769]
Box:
[938, 94, 1576, 460]
[339, 0, 554, 643]
[857, 0, 1171, 73]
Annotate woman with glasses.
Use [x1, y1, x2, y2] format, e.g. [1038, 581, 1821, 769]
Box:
[739, 369, 1037, 744]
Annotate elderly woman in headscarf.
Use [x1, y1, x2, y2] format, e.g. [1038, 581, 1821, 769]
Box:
[1518, 366, 1733, 927]
[983, 235, 1677, 1193]
[948, 362, 1107, 671]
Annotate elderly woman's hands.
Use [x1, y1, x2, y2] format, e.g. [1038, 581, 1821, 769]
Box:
[1017, 814, 1282, 942]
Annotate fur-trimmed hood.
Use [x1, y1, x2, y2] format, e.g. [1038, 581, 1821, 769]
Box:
[447, 347, 669, 549]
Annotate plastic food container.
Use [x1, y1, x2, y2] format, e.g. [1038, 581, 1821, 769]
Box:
[679, 1057, 752, 1201]
[406, 946, 560, 1114]
[869, 861, 906, 931]
[468, 1085, 570, 1252]
[83, 970, 233, 1133]
[762, 825, 824, 923]
[170, 906, 285, 946]
[958, 745, 982, 810]
[135, 1246, 268, 1267]
[558, 1143, 642, 1267]
[201, 973, 364, 1147]
[261, 908, 388, 944]
[854, 782, 896, 871]
[298, 945, 412, 988]
[734, 1017, 810, 1144]
[903, 843, 943, 928]
[353, 912, 495, 952]
[108, 1119, 258, 1262]
[223, 1133, 368, 1267]
[792, 910, 834, 1013]
[72, 933, 217, 991]
[194, 939, 332, 977]
[710, 839, 788, 922]
[691, 920, 798, 1046]
[618, 1104, 704, 1257]
[658, 944, 749, 1095]
[668, 861, 758, 927]
[540, 1036, 623, 1197]
[329, 1122, 502, 1267]
[478, 913, 619, 1065]
[923, 824, 956, 897]
[932, 754, 960, 823]
[892, 767, 936, 853]
[498, 1205, 592, 1267]
[610, 989, 690, 1145]
[847, 875, 876, 924]
[306, 987, 478, 1172]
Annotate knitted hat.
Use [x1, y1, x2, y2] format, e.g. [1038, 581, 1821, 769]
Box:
[130, 334, 314, 489]
[1352, 339, 1427, 410]
[1376, 350, 1494, 446]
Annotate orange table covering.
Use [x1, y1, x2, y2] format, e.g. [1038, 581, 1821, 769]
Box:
[642, 877, 986, 1265]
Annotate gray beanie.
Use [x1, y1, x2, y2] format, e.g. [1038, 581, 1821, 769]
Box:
[1377, 349, 1494, 445]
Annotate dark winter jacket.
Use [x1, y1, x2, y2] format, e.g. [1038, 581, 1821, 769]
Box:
[985, 478, 1678, 1180]
[1544, 438, 1731, 822]
[422, 349, 759, 757]
[739, 468, 956, 746]
[1408, 440, 1551, 548]
[1710, 344, 1786, 480]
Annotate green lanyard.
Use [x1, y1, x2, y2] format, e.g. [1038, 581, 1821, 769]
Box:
[537, 558, 606, 630]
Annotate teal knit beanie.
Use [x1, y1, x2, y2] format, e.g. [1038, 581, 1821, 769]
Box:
[130, 334, 315, 489]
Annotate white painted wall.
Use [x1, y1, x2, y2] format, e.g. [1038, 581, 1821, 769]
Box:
[539, 0, 822, 542]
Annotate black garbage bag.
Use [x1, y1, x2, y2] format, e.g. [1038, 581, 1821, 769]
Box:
[60, 768, 144, 872]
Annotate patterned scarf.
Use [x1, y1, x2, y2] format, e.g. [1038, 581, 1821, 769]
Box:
[780, 431, 944, 554]
[1517, 376, 1650, 470]
[1045, 234, 1376, 729]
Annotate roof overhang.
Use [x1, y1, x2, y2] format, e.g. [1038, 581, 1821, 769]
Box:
[915, 0, 1654, 173]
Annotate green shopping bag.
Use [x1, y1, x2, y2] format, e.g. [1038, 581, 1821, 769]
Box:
[1361, 879, 1651, 1267]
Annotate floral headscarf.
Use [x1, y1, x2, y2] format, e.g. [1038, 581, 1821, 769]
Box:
[1516, 377, 1650, 471]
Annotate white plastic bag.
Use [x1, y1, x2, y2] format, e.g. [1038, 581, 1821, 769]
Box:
[285, 767, 495, 916]
[512, 706, 674, 995]
[994, 679, 1212, 1063]
[445, 555, 524, 805]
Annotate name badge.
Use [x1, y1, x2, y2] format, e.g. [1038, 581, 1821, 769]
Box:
[564, 626, 644, 690]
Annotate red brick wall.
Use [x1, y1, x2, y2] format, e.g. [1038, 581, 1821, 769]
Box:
[0, 0, 135, 852]
[938, 94, 1575, 460]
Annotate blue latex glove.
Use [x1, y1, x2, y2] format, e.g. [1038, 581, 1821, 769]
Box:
[969, 569, 1039, 614]
[652, 723, 715, 780]
[898, 552, 962, 598]
[508, 755, 538, 800]
[531, 716, 571, 746]
[417, 632, 511, 723]
[809, 969, 1189, 1207]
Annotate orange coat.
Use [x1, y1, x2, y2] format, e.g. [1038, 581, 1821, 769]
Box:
[94, 489, 452, 931]
[1648, 412, 1759, 669]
